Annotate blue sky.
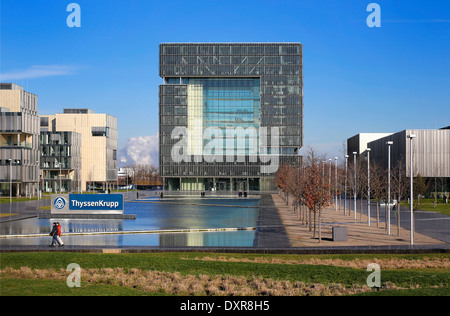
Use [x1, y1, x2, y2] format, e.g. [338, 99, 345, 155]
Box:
[1, 0, 449, 165]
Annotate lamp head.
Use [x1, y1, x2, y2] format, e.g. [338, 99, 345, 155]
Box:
[386, 141, 393, 145]
[408, 134, 416, 139]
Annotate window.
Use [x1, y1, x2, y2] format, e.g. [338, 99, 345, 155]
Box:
[92, 126, 109, 137]
[40, 117, 49, 127]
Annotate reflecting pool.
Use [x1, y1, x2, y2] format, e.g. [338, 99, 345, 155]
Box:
[0, 197, 260, 247]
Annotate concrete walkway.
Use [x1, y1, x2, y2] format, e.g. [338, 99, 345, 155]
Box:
[272, 194, 446, 248]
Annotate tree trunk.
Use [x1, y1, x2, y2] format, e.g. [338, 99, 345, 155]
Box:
[313, 210, 317, 238]
[360, 197, 363, 221]
[385, 202, 388, 231]
[318, 208, 322, 243]
[434, 176, 437, 207]
[309, 209, 312, 232]
[397, 197, 401, 236]
[376, 202, 380, 227]
[301, 204, 305, 225]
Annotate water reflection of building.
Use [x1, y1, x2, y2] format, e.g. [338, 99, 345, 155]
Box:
[0, 218, 123, 240]
[159, 231, 255, 247]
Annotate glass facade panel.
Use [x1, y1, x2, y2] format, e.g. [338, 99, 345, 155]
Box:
[185, 78, 260, 156]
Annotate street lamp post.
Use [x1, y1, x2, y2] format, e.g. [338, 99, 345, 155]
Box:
[335, 157, 338, 212]
[322, 161, 326, 184]
[36, 159, 40, 201]
[408, 134, 416, 246]
[367, 148, 371, 226]
[320, 160, 326, 243]
[386, 141, 393, 235]
[353, 152, 357, 221]
[8, 159, 14, 218]
[8, 159, 13, 204]
[59, 160, 62, 194]
[328, 159, 332, 197]
[344, 155, 349, 215]
[76, 163, 80, 193]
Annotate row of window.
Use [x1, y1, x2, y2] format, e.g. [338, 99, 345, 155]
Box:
[161, 55, 301, 66]
[0, 113, 22, 132]
[0, 159, 22, 166]
[160, 158, 300, 177]
[40, 145, 76, 157]
[160, 107, 300, 118]
[40, 132, 74, 145]
[160, 85, 188, 96]
[161, 44, 301, 56]
[159, 134, 301, 154]
[160, 97, 302, 109]
[161, 65, 301, 76]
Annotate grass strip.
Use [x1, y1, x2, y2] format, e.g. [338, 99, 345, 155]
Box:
[1, 252, 449, 296]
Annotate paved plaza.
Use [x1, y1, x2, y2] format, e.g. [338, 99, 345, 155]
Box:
[272, 194, 447, 248]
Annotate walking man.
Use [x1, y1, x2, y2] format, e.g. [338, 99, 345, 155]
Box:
[50, 222, 58, 247]
[56, 222, 64, 247]
[50, 222, 64, 247]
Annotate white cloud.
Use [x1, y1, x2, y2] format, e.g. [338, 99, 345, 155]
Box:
[119, 133, 159, 167]
[0, 65, 79, 81]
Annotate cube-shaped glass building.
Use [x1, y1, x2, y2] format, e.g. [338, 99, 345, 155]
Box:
[159, 43, 303, 191]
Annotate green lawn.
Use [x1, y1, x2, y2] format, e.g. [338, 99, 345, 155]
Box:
[400, 198, 450, 216]
[0, 277, 159, 296]
[1, 252, 449, 296]
[0, 197, 49, 204]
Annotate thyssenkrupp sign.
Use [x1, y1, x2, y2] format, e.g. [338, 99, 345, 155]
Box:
[51, 194, 124, 214]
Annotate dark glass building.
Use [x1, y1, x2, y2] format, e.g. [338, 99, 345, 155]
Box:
[159, 43, 303, 191]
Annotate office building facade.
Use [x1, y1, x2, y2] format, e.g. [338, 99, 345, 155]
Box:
[0, 83, 40, 197]
[40, 109, 118, 192]
[40, 131, 81, 193]
[366, 129, 450, 179]
[347, 133, 393, 157]
[159, 43, 303, 191]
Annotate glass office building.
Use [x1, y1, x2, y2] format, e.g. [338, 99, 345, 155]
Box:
[159, 43, 303, 191]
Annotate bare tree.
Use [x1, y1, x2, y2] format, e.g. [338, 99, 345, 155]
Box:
[275, 147, 332, 242]
[413, 174, 428, 210]
[370, 162, 385, 227]
[392, 158, 408, 236]
[357, 158, 367, 221]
